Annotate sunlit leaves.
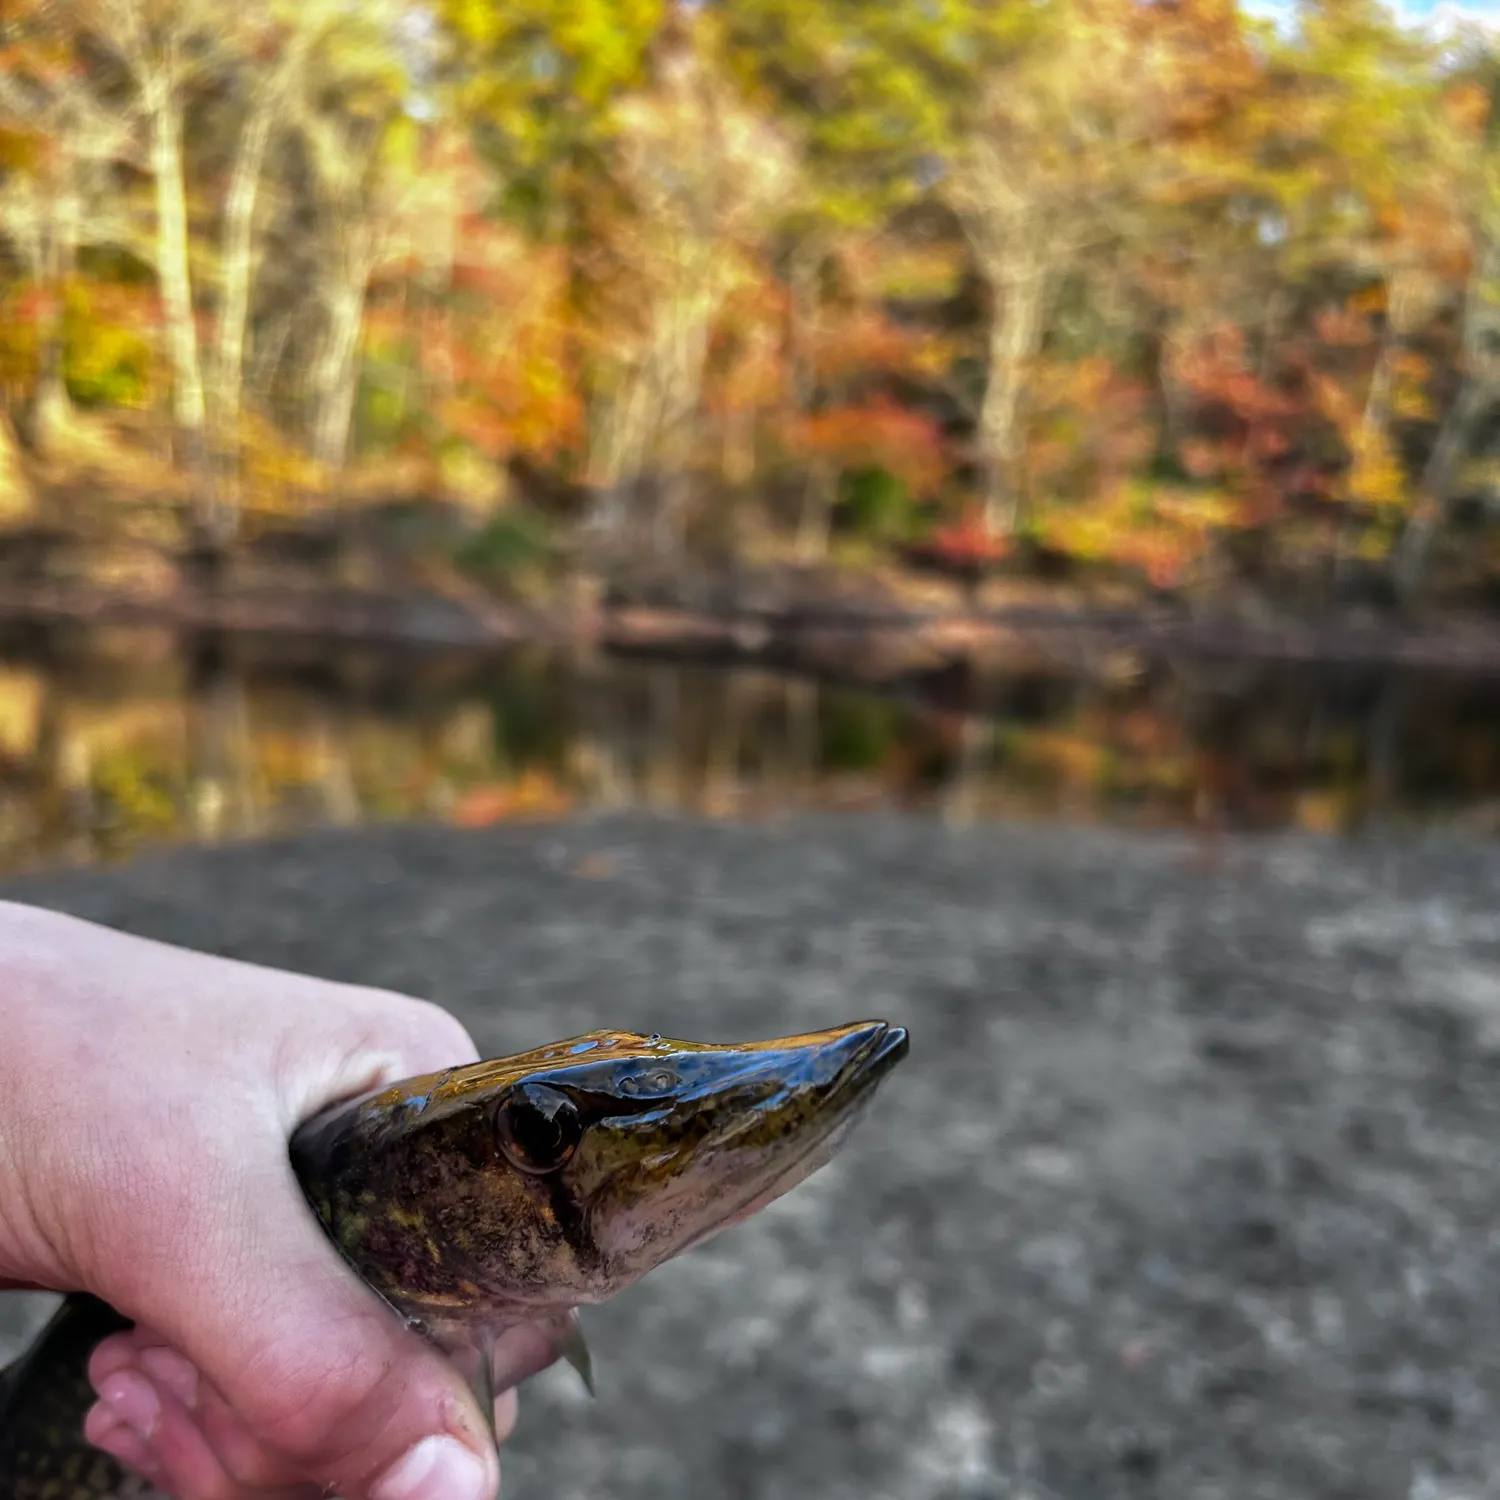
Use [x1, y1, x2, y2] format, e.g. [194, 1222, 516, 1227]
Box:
[437, 0, 663, 183]
[3, 0, 1500, 595]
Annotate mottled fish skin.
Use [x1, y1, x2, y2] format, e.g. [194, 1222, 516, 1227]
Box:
[0, 1020, 908, 1499]
[0, 1296, 163, 1500]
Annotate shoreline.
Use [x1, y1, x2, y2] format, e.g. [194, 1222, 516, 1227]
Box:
[1, 575, 1499, 684]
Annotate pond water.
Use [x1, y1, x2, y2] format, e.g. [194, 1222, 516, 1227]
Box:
[0, 622, 1497, 873]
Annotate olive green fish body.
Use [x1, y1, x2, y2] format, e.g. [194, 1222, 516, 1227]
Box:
[2, 1020, 907, 1498]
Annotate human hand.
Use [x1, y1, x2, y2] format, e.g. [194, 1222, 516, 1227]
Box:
[0, 899, 523, 1500]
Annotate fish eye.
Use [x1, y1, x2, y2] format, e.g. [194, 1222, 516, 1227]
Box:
[495, 1083, 583, 1174]
[620, 1068, 679, 1098]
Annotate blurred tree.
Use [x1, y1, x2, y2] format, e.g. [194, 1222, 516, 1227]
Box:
[940, 0, 1251, 538]
[67, 0, 226, 522]
[0, 0, 1497, 617]
[1392, 50, 1500, 601]
[582, 11, 796, 550]
[284, 20, 431, 479]
[0, 0, 146, 452]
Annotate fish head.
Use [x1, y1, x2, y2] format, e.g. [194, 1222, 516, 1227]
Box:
[290, 1020, 908, 1336]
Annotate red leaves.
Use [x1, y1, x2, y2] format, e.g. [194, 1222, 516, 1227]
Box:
[783, 398, 948, 498]
[1164, 323, 1316, 521]
[925, 511, 1014, 566]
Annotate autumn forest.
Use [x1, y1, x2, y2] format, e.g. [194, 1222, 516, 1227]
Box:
[3, 0, 1500, 621]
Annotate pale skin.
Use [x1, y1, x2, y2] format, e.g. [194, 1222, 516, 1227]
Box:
[0, 899, 552, 1500]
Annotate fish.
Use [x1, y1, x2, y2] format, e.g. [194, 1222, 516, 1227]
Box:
[0, 1019, 908, 1498]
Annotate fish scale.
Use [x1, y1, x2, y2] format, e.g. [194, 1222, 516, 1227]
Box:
[0, 1021, 907, 1499]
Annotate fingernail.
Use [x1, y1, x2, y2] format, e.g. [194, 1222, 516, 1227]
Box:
[138, 1346, 199, 1409]
[97, 1370, 161, 1442]
[370, 1435, 489, 1500]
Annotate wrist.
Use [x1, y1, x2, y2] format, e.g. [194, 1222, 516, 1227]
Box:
[0, 902, 85, 1291]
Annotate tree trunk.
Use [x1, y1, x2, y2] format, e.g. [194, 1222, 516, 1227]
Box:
[1393, 239, 1500, 605]
[978, 256, 1050, 537]
[208, 88, 278, 526]
[648, 291, 715, 556]
[211, 22, 316, 509]
[26, 174, 79, 455]
[786, 238, 826, 560]
[311, 276, 369, 477]
[146, 80, 211, 523]
[795, 458, 837, 563]
[584, 374, 650, 537]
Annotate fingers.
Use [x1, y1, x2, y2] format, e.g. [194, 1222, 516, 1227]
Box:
[90, 1334, 311, 1494]
[86, 1364, 323, 1500]
[88, 1329, 521, 1500]
[96, 1155, 501, 1500]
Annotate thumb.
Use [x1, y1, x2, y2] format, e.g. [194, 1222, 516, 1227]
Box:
[105, 1145, 499, 1500]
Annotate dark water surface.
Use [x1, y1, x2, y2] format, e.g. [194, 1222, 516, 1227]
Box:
[1, 621, 1499, 873]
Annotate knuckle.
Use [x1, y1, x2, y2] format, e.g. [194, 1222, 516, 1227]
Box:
[234, 1328, 405, 1473]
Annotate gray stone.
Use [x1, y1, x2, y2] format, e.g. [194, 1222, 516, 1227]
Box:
[4, 815, 1500, 1500]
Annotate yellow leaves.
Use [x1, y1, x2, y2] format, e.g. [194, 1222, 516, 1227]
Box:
[439, 0, 662, 163]
[1036, 480, 1225, 588]
[561, 0, 665, 107]
[1152, 488, 1240, 530]
[444, 0, 502, 47]
[376, 112, 423, 179]
[1346, 425, 1406, 510]
[869, 243, 966, 302]
[62, 279, 156, 408]
[0, 670, 44, 761]
[239, 412, 331, 511]
[1390, 385, 1434, 425]
[0, 125, 42, 173]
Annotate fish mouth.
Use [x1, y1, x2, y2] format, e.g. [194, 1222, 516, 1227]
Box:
[837, 1020, 910, 1099]
[679, 1020, 907, 1249]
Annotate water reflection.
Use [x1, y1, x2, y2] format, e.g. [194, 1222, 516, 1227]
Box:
[0, 625, 1496, 873]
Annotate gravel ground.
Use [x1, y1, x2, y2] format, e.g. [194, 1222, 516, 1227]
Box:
[3, 814, 1500, 1500]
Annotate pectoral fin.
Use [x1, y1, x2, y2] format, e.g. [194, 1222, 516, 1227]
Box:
[552, 1308, 595, 1397]
[448, 1310, 598, 1447]
[473, 1309, 596, 1401]
[471, 1336, 498, 1448]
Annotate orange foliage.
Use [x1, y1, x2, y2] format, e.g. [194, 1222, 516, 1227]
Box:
[449, 771, 574, 826]
[782, 398, 948, 498]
